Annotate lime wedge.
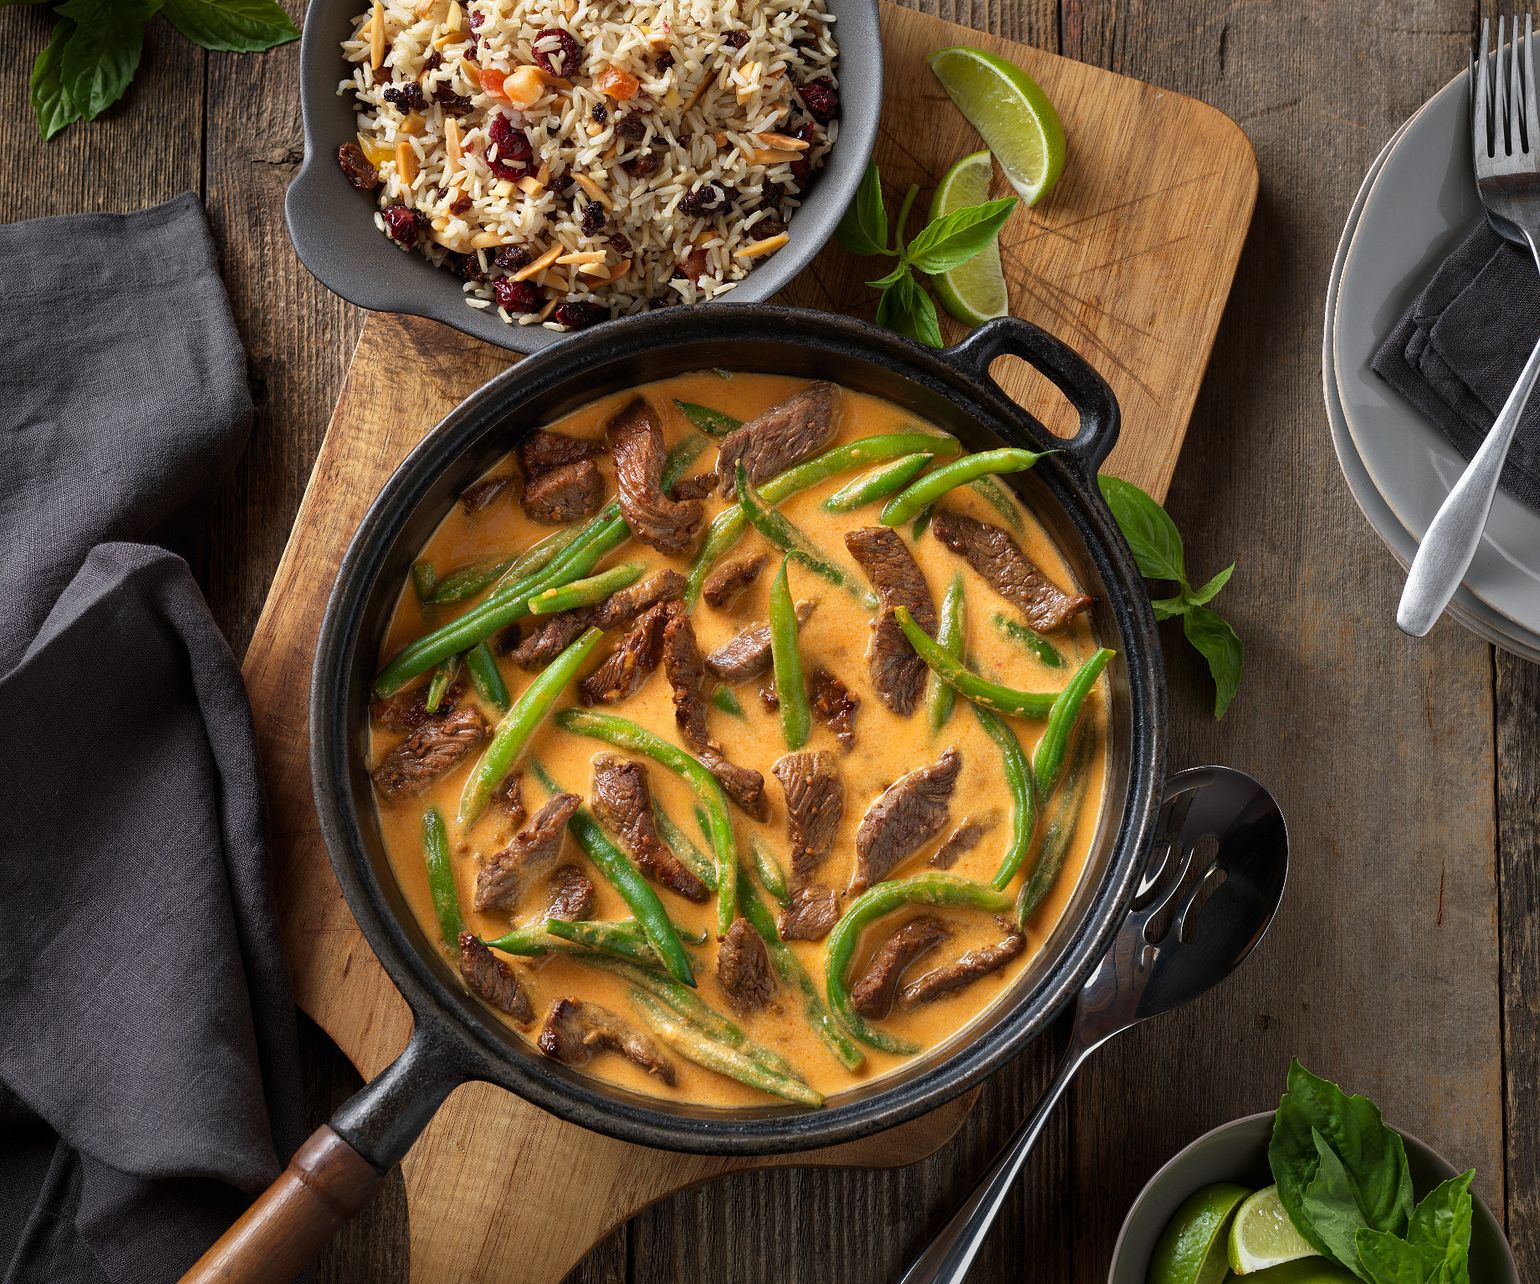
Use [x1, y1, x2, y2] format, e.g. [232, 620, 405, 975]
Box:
[927, 46, 1067, 205]
[1239, 1261, 1358, 1283]
[1147, 1183, 1251, 1284]
[1228, 1185, 1320, 1275]
[929, 150, 1010, 326]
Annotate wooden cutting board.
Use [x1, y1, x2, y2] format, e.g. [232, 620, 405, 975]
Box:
[242, 7, 1255, 1280]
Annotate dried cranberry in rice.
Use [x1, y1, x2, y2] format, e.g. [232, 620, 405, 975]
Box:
[423, 50, 444, 73]
[679, 247, 710, 282]
[433, 84, 473, 115]
[607, 232, 633, 255]
[614, 114, 645, 143]
[381, 204, 421, 245]
[580, 200, 606, 236]
[488, 114, 533, 180]
[554, 301, 608, 329]
[532, 29, 583, 78]
[723, 30, 749, 49]
[469, 9, 485, 28]
[591, 102, 608, 124]
[655, 51, 675, 72]
[799, 78, 838, 124]
[790, 121, 818, 183]
[754, 215, 788, 242]
[623, 151, 660, 179]
[448, 252, 487, 282]
[493, 277, 541, 313]
[679, 184, 724, 216]
[449, 191, 472, 215]
[336, 142, 379, 191]
[383, 82, 428, 113]
[494, 245, 532, 272]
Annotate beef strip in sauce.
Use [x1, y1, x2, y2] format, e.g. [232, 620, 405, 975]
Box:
[716, 916, 776, 1014]
[850, 915, 951, 1019]
[898, 919, 1027, 1007]
[546, 865, 596, 921]
[492, 772, 526, 826]
[703, 600, 816, 684]
[371, 706, 488, 801]
[518, 428, 605, 478]
[458, 932, 534, 1024]
[777, 883, 840, 942]
[771, 751, 844, 881]
[931, 509, 1092, 633]
[930, 816, 991, 869]
[607, 398, 703, 554]
[669, 471, 719, 502]
[537, 997, 676, 1084]
[850, 748, 962, 893]
[510, 569, 684, 669]
[701, 553, 768, 609]
[578, 600, 671, 705]
[370, 680, 462, 732]
[714, 381, 839, 496]
[590, 754, 710, 902]
[473, 792, 581, 912]
[460, 475, 515, 514]
[522, 459, 605, 524]
[808, 666, 859, 751]
[844, 526, 937, 716]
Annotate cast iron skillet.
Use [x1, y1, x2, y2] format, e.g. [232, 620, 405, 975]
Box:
[183, 307, 1168, 1281]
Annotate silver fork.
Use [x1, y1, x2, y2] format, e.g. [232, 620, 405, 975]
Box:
[1397, 15, 1540, 637]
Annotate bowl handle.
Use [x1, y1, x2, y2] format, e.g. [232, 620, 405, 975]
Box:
[945, 317, 1122, 473]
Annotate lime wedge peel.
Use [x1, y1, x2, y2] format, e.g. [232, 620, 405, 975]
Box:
[927, 45, 1067, 206]
[1148, 1183, 1252, 1284]
[1227, 1185, 1321, 1276]
[929, 149, 1010, 326]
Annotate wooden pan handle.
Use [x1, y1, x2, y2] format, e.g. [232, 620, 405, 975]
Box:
[179, 1125, 385, 1284]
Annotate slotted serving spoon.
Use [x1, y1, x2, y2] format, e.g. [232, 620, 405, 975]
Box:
[897, 765, 1289, 1284]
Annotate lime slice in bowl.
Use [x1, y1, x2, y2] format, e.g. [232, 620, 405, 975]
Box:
[927, 46, 1067, 205]
[1147, 1183, 1251, 1284]
[1238, 1261, 1359, 1283]
[1228, 1185, 1321, 1275]
[929, 150, 1011, 326]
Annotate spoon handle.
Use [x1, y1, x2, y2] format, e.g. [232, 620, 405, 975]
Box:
[895, 1040, 1093, 1284]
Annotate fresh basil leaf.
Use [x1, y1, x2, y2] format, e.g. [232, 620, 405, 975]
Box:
[161, 0, 299, 50]
[1270, 1062, 1416, 1272]
[1150, 594, 1188, 622]
[1405, 1171, 1474, 1284]
[905, 196, 1018, 275]
[30, 19, 84, 141]
[876, 273, 943, 348]
[1184, 605, 1241, 718]
[836, 157, 890, 258]
[1301, 1130, 1378, 1277]
[1355, 1231, 1434, 1284]
[56, 0, 158, 120]
[1097, 474, 1188, 584]
[866, 262, 908, 289]
[1185, 562, 1234, 607]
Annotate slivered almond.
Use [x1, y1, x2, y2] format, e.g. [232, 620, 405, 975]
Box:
[395, 140, 419, 185]
[681, 69, 713, 114]
[470, 230, 505, 249]
[494, 178, 516, 198]
[538, 297, 559, 320]
[359, 133, 393, 166]
[445, 117, 462, 166]
[370, 0, 385, 69]
[711, 131, 728, 145]
[571, 173, 610, 207]
[759, 131, 809, 150]
[415, 0, 437, 17]
[400, 112, 426, 136]
[432, 227, 469, 251]
[606, 258, 633, 282]
[735, 233, 789, 259]
[555, 250, 607, 265]
[586, 122, 604, 138]
[750, 148, 800, 165]
[577, 261, 609, 278]
[535, 160, 550, 184]
[430, 215, 450, 231]
[506, 65, 545, 108]
[518, 175, 544, 196]
[445, 0, 463, 32]
[460, 58, 481, 87]
[513, 244, 563, 281]
[564, 0, 578, 18]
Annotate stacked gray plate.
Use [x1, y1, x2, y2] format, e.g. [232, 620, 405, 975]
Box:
[1327, 71, 1540, 661]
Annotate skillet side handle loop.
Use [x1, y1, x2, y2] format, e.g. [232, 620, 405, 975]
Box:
[947, 316, 1122, 473]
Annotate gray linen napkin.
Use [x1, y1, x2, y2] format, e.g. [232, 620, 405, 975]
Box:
[0, 195, 305, 1283]
[1372, 220, 1540, 509]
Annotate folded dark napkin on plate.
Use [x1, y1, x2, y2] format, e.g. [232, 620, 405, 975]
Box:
[1372, 220, 1540, 509]
[0, 196, 304, 1283]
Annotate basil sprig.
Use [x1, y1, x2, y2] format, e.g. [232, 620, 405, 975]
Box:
[1270, 1062, 1475, 1283]
[22, 0, 298, 141]
[1096, 474, 1242, 718]
[835, 158, 1017, 347]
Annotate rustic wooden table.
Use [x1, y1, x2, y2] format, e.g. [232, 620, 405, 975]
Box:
[3, 0, 1532, 1279]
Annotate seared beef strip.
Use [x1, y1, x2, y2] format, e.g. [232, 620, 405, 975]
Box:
[546, 864, 596, 921]
[370, 680, 462, 732]
[579, 600, 671, 705]
[850, 915, 951, 1019]
[522, 458, 604, 524]
[898, 919, 1026, 1008]
[473, 792, 581, 911]
[595, 569, 687, 628]
[851, 749, 962, 892]
[703, 600, 816, 684]
[493, 771, 526, 827]
[844, 526, 937, 716]
[716, 915, 776, 1014]
[460, 475, 515, 514]
[371, 707, 488, 801]
[808, 666, 859, 751]
[537, 997, 676, 1084]
[608, 398, 703, 554]
[510, 569, 685, 669]
[701, 553, 769, 609]
[590, 754, 710, 902]
[662, 608, 768, 818]
[459, 932, 534, 1024]
[714, 381, 839, 496]
[777, 883, 840, 941]
[509, 609, 593, 668]
[930, 817, 990, 869]
[771, 751, 844, 880]
[518, 428, 605, 478]
[669, 471, 719, 502]
[932, 510, 1092, 634]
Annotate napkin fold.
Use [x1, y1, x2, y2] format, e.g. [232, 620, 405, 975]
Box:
[1372, 220, 1540, 510]
[0, 195, 304, 1283]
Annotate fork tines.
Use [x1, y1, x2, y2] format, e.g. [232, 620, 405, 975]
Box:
[1474, 13, 1539, 157]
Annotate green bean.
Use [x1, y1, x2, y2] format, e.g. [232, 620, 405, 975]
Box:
[526, 562, 643, 616]
[768, 557, 812, 749]
[629, 990, 824, 1106]
[928, 574, 966, 733]
[673, 400, 741, 436]
[411, 560, 438, 602]
[825, 874, 1012, 1053]
[735, 465, 878, 609]
[749, 835, 791, 907]
[895, 607, 1062, 718]
[971, 475, 1026, 533]
[1017, 728, 1093, 925]
[1032, 647, 1112, 797]
[545, 917, 669, 966]
[465, 641, 510, 712]
[973, 704, 1035, 891]
[482, 924, 553, 955]
[738, 871, 864, 1071]
[422, 807, 462, 952]
[429, 555, 515, 605]
[993, 612, 1064, 669]
[911, 506, 934, 541]
[685, 431, 962, 603]
[458, 626, 603, 825]
[821, 453, 935, 513]
[481, 526, 586, 599]
[651, 799, 718, 890]
[710, 686, 747, 720]
[879, 448, 1049, 528]
[425, 654, 459, 713]
[555, 709, 739, 939]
